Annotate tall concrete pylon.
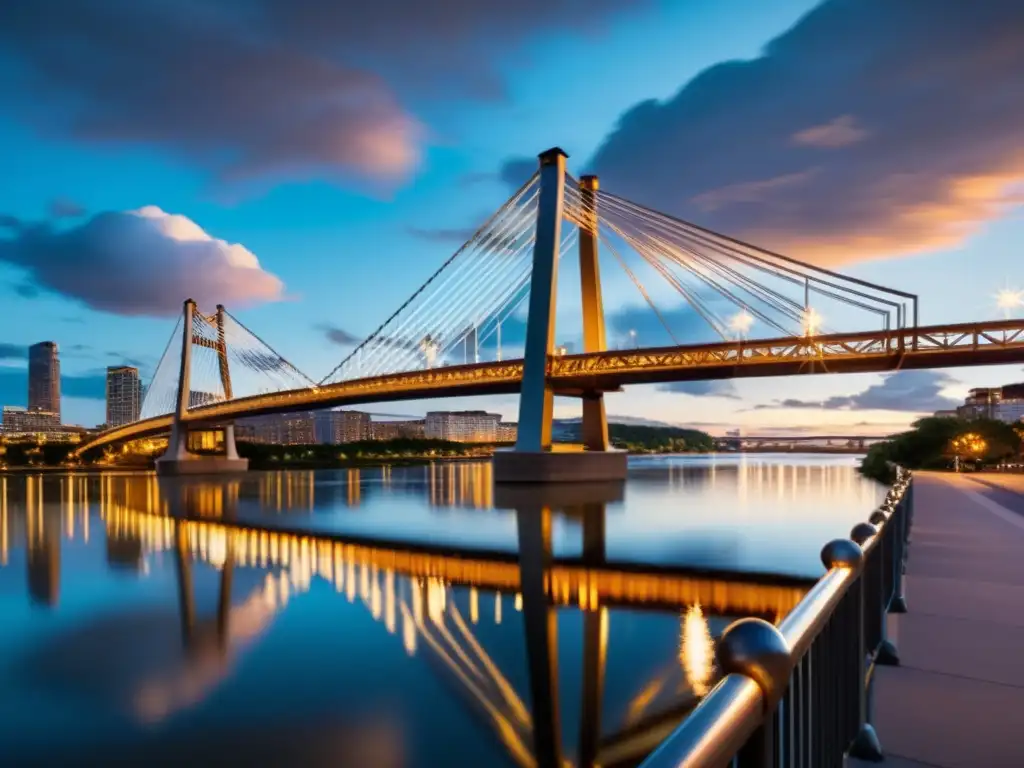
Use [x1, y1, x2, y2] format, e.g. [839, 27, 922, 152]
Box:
[494, 149, 626, 483]
[155, 299, 248, 475]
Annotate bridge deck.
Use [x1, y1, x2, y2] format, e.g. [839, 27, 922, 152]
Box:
[851, 472, 1024, 768]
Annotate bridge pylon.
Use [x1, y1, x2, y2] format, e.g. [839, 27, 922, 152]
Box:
[155, 299, 248, 476]
[494, 149, 627, 483]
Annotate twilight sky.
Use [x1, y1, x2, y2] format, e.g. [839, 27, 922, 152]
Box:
[1, 0, 1023, 433]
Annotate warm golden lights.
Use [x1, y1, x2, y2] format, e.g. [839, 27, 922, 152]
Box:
[995, 287, 1024, 318]
[951, 432, 987, 458]
[679, 604, 715, 697]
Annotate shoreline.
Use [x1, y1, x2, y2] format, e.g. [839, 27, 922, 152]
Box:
[0, 448, 870, 474]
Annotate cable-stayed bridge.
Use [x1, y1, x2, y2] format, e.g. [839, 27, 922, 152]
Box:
[75, 149, 1024, 473]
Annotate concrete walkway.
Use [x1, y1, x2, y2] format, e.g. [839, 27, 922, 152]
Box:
[851, 472, 1024, 768]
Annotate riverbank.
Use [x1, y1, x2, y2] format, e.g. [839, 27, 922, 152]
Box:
[859, 416, 1023, 483]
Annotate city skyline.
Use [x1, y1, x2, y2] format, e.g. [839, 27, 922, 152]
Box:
[1, 1, 1023, 434]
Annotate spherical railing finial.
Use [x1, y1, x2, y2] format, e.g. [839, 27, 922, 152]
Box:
[716, 618, 792, 711]
[850, 523, 879, 546]
[821, 537, 865, 568]
[869, 509, 889, 527]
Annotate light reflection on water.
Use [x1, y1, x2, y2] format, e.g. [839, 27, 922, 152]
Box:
[0, 454, 880, 766]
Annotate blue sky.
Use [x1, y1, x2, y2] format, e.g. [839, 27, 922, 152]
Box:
[1, 0, 1022, 433]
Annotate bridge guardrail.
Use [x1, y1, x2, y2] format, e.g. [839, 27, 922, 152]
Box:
[639, 468, 912, 768]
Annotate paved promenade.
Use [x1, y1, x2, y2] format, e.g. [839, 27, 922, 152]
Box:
[852, 472, 1024, 768]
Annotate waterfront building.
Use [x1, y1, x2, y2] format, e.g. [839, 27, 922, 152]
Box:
[2, 406, 61, 435]
[955, 383, 1024, 423]
[497, 422, 517, 442]
[370, 419, 426, 440]
[425, 411, 501, 442]
[315, 409, 371, 444]
[105, 366, 142, 427]
[28, 342, 61, 420]
[236, 412, 316, 444]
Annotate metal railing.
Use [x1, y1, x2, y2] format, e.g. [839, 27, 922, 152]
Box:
[641, 469, 913, 768]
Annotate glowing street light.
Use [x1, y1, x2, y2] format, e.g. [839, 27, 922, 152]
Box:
[419, 335, 440, 368]
[994, 288, 1024, 319]
[729, 310, 754, 338]
[802, 307, 823, 337]
[951, 432, 987, 472]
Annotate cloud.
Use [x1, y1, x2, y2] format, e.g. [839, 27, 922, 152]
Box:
[13, 282, 40, 299]
[105, 351, 148, 369]
[0, 367, 107, 409]
[62, 371, 108, 400]
[0, 206, 284, 316]
[753, 370, 960, 413]
[590, 0, 1024, 263]
[1, 1, 647, 191]
[606, 303, 719, 348]
[49, 198, 86, 219]
[791, 115, 868, 149]
[0, 343, 24, 360]
[405, 225, 479, 244]
[658, 380, 739, 399]
[499, 157, 539, 190]
[319, 324, 362, 347]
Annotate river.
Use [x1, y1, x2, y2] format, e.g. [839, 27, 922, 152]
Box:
[0, 453, 882, 767]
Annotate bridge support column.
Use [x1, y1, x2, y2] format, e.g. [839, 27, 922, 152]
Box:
[223, 424, 240, 461]
[494, 152, 626, 482]
[157, 298, 248, 476]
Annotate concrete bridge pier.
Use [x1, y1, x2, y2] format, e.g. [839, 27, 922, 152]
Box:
[494, 150, 627, 483]
[155, 299, 248, 476]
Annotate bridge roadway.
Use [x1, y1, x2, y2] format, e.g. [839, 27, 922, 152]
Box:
[80, 318, 1024, 454]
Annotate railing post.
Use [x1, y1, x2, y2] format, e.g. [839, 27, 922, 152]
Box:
[846, 528, 884, 761]
[867, 508, 900, 667]
[716, 618, 792, 768]
[890, 477, 911, 613]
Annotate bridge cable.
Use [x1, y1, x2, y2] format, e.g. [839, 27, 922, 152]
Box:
[319, 173, 541, 384]
[331, 183, 540, 380]
[597, 192, 910, 330]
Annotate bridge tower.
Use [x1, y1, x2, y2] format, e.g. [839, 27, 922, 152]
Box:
[156, 299, 248, 475]
[494, 148, 627, 482]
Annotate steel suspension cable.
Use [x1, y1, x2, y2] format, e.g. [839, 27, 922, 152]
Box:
[597, 192, 907, 326]
[319, 172, 540, 384]
[347, 187, 541, 378]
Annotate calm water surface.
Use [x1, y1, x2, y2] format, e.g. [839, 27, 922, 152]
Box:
[0, 454, 882, 766]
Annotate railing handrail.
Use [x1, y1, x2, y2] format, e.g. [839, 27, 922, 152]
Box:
[777, 561, 860, 660]
[641, 469, 913, 767]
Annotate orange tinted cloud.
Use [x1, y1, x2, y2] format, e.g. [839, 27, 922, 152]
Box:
[591, 0, 1024, 264]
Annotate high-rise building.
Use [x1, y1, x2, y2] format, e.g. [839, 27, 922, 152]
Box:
[315, 409, 371, 444]
[28, 342, 60, 420]
[2, 406, 61, 435]
[106, 366, 143, 427]
[425, 411, 501, 442]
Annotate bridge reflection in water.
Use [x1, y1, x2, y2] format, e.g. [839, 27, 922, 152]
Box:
[0, 471, 811, 768]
